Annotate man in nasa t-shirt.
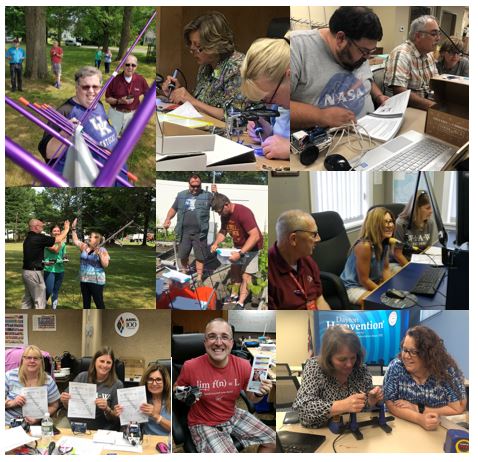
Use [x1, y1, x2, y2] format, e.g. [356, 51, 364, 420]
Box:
[175, 318, 275, 453]
[290, 6, 388, 129]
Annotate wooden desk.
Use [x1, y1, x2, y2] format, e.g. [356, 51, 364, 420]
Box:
[290, 107, 426, 171]
[277, 410, 456, 452]
[39, 428, 168, 455]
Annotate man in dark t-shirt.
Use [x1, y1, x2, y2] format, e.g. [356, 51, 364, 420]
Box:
[268, 210, 330, 310]
[163, 174, 217, 282]
[210, 194, 263, 309]
[22, 219, 70, 309]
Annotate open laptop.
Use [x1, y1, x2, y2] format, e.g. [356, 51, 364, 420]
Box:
[354, 130, 468, 171]
[277, 431, 326, 453]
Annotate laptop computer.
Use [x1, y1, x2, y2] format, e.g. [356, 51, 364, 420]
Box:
[354, 130, 467, 171]
[277, 431, 326, 453]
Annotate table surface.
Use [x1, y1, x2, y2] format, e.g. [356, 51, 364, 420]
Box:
[290, 107, 426, 171]
[277, 410, 457, 453]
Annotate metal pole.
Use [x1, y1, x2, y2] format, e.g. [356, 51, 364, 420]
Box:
[94, 83, 155, 186]
[5, 137, 69, 187]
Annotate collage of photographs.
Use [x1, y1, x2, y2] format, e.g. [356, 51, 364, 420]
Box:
[3, 3, 470, 456]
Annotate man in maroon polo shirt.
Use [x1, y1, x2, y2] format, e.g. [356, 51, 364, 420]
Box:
[105, 54, 149, 136]
[210, 194, 263, 310]
[268, 209, 330, 310]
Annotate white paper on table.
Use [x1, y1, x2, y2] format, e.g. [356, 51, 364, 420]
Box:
[411, 248, 443, 266]
[205, 135, 256, 167]
[169, 101, 203, 118]
[68, 382, 97, 419]
[117, 386, 149, 426]
[94, 430, 143, 453]
[56, 436, 104, 456]
[373, 90, 410, 116]
[2, 426, 38, 452]
[21, 386, 48, 419]
[247, 354, 271, 393]
[156, 112, 211, 129]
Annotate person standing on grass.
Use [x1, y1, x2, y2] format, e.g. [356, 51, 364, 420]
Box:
[95, 46, 102, 69]
[104, 48, 112, 74]
[50, 40, 63, 88]
[6, 38, 26, 92]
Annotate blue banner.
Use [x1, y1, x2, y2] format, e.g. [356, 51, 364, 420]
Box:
[314, 310, 410, 365]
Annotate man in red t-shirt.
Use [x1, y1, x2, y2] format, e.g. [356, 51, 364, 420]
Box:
[50, 41, 63, 89]
[105, 54, 149, 136]
[269, 209, 331, 309]
[175, 318, 275, 453]
[210, 194, 263, 309]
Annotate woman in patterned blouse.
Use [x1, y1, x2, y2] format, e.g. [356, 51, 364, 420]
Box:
[293, 325, 383, 427]
[384, 326, 466, 431]
[161, 11, 244, 120]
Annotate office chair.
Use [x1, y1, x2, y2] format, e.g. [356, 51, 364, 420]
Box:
[372, 67, 386, 98]
[171, 333, 255, 453]
[276, 363, 292, 377]
[148, 359, 172, 379]
[70, 356, 125, 383]
[311, 211, 357, 309]
[276, 376, 300, 410]
[266, 17, 290, 38]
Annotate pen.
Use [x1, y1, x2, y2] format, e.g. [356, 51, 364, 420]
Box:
[167, 69, 178, 99]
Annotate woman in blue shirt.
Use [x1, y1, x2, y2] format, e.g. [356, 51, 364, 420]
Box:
[340, 207, 395, 304]
[384, 326, 467, 431]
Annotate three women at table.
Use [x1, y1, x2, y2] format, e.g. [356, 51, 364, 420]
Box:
[293, 326, 382, 428]
[5, 345, 60, 424]
[384, 325, 466, 431]
[60, 346, 123, 430]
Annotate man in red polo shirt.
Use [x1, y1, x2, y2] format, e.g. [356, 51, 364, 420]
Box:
[105, 54, 149, 136]
[50, 41, 63, 88]
[268, 209, 330, 310]
[210, 194, 263, 310]
[175, 318, 275, 453]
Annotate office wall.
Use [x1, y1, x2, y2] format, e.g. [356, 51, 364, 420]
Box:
[157, 6, 290, 89]
[276, 311, 313, 366]
[102, 311, 171, 364]
[420, 310, 469, 378]
[268, 173, 311, 243]
[172, 311, 229, 334]
[5, 310, 83, 358]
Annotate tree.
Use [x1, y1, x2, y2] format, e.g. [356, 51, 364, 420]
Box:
[5, 188, 37, 240]
[24, 6, 48, 80]
[47, 7, 77, 44]
[5, 6, 25, 40]
[116, 7, 133, 60]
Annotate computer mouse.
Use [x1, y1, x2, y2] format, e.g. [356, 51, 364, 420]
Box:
[299, 144, 319, 166]
[324, 154, 353, 171]
[156, 442, 169, 453]
[386, 289, 407, 300]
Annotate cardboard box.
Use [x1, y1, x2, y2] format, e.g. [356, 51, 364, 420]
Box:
[157, 152, 207, 171]
[425, 75, 469, 147]
[156, 119, 216, 154]
[123, 357, 145, 381]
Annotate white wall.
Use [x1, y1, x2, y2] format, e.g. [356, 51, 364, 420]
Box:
[156, 180, 269, 238]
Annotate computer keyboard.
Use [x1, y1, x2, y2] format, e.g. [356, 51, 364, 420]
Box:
[410, 267, 446, 296]
[381, 138, 451, 171]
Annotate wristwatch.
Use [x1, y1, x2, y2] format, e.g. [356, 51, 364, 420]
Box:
[418, 403, 425, 413]
[239, 251, 245, 258]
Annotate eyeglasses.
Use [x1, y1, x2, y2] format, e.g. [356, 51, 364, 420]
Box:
[189, 45, 203, 54]
[146, 378, 163, 384]
[189, 185, 201, 189]
[445, 50, 463, 57]
[23, 356, 41, 361]
[79, 85, 101, 91]
[124, 63, 137, 68]
[419, 30, 441, 38]
[206, 334, 232, 342]
[264, 72, 285, 105]
[293, 229, 320, 238]
[401, 347, 420, 357]
[348, 38, 377, 57]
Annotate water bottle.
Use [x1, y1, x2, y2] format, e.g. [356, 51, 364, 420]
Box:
[41, 412, 54, 441]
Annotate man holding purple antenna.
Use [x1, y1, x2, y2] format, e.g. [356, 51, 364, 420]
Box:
[38, 66, 129, 186]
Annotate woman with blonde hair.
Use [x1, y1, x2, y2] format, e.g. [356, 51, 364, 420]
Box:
[340, 207, 395, 304]
[71, 217, 110, 309]
[115, 363, 171, 435]
[241, 36, 290, 159]
[61, 346, 123, 430]
[161, 11, 244, 120]
[393, 190, 437, 266]
[5, 345, 60, 424]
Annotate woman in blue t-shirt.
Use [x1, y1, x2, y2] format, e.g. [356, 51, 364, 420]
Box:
[71, 218, 110, 309]
[340, 207, 395, 305]
[43, 224, 67, 309]
[384, 326, 467, 431]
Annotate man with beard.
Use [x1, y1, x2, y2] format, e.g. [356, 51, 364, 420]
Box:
[290, 6, 388, 129]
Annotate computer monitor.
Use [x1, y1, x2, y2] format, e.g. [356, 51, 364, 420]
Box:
[456, 171, 469, 246]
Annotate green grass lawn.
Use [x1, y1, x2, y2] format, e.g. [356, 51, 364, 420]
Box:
[5, 241, 156, 309]
[5, 44, 156, 186]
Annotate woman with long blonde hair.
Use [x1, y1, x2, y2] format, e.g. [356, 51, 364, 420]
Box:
[340, 207, 395, 304]
[5, 345, 60, 424]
